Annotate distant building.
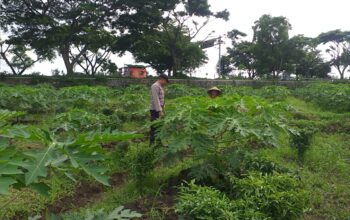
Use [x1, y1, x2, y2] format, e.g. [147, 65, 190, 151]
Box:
[121, 65, 148, 79]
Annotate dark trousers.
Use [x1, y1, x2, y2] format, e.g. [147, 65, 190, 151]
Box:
[150, 110, 160, 145]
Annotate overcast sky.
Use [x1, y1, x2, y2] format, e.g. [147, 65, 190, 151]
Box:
[1, 0, 349, 78]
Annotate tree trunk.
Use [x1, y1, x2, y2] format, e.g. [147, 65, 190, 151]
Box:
[0, 52, 17, 75]
[336, 65, 347, 80]
[60, 44, 74, 75]
[170, 47, 177, 77]
[172, 56, 178, 77]
[340, 67, 347, 80]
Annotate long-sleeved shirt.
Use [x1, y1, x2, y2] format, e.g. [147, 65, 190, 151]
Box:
[150, 81, 165, 112]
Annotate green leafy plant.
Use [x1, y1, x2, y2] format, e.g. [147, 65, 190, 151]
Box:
[123, 144, 156, 192]
[294, 83, 350, 112]
[166, 84, 205, 99]
[156, 95, 291, 163]
[176, 180, 270, 220]
[176, 180, 234, 220]
[0, 126, 143, 195]
[0, 85, 57, 113]
[0, 110, 25, 127]
[51, 109, 120, 133]
[259, 86, 291, 101]
[30, 206, 141, 220]
[290, 128, 315, 162]
[230, 172, 308, 220]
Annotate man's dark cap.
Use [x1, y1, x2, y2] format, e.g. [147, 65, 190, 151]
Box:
[158, 74, 169, 83]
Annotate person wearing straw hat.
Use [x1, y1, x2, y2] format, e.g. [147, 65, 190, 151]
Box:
[207, 87, 222, 99]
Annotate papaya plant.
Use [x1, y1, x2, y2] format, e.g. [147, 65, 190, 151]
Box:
[0, 126, 143, 195]
[155, 95, 292, 155]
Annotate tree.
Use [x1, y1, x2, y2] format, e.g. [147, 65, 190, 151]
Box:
[289, 35, 330, 79]
[221, 30, 256, 79]
[219, 55, 234, 77]
[318, 30, 350, 79]
[0, 40, 45, 75]
[253, 15, 293, 78]
[76, 50, 110, 75]
[162, 0, 229, 76]
[100, 60, 118, 76]
[226, 41, 257, 79]
[0, 0, 177, 75]
[75, 30, 116, 75]
[126, 0, 229, 77]
[131, 25, 207, 75]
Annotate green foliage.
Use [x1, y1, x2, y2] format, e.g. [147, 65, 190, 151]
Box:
[0, 42, 43, 76]
[294, 83, 350, 112]
[318, 30, 350, 79]
[0, 0, 176, 75]
[224, 41, 257, 79]
[224, 16, 330, 79]
[289, 35, 331, 79]
[0, 173, 75, 220]
[0, 126, 143, 195]
[252, 15, 293, 78]
[0, 85, 57, 113]
[123, 144, 156, 189]
[0, 83, 348, 220]
[0, 110, 25, 126]
[156, 95, 290, 158]
[219, 85, 290, 101]
[176, 173, 307, 220]
[166, 84, 205, 99]
[32, 206, 141, 220]
[51, 109, 120, 133]
[220, 86, 255, 96]
[259, 86, 291, 101]
[130, 25, 207, 75]
[230, 172, 308, 220]
[290, 129, 315, 162]
[176, 180, 234, 220]
[58, 86, 115, 112]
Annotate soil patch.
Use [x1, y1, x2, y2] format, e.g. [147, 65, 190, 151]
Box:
[125, 187, 178, 220]
[125, 169, 191, 219]
[48, 172, 126, 215]
[48, 182, 104, 214]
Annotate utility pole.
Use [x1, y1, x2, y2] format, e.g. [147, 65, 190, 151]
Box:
[217, 36, 222, 79]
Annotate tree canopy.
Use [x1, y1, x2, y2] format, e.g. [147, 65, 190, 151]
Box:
[223, 15, 332, 79]
[318, 30, 350, 79]
[0, 0, 177, 75]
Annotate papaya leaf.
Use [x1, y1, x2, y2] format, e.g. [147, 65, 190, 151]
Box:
[29, 182, 51, 197]
[107, 206, 142, 219]
[0, 176, 17, 195]
[23, 144, 55, 185]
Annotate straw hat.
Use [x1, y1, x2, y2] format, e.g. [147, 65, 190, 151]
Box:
[207, 87, 222, 95]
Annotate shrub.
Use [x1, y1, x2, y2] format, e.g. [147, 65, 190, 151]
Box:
[175, 180, 234, 220]
[290, 129, 315, 162]
[123, 144, 156, 188]
[230, 172, 308, 220]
